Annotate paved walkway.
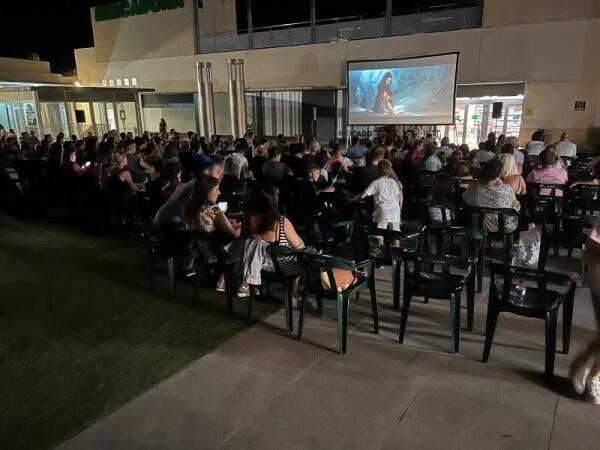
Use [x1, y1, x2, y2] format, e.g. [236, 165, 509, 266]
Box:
[60, 258, 600, 450]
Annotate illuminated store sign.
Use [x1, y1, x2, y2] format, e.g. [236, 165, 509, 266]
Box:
[95, 0, 184, 22]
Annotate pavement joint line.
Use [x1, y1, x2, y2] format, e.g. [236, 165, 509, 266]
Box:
[546, 397, 559, 450]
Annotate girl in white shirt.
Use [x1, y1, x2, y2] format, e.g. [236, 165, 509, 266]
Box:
[354, 159, 403, 231]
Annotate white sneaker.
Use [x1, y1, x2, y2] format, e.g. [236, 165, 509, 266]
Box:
[588, 377, 600, 405]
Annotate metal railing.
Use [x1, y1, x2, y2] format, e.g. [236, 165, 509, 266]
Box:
[199, 5, 481, 54]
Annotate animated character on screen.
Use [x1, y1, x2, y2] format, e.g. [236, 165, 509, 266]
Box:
[372, 72, 394, 114]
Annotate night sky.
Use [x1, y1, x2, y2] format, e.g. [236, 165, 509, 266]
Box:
[1, 0, 478, 74]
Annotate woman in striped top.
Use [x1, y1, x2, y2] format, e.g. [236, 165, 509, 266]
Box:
[237, 184, 304, 298]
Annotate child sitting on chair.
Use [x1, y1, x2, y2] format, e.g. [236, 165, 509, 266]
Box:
[354, 159, 403, 232]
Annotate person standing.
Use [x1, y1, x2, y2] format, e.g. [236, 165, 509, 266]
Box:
[571, 216, 600, 404]
[354, 159, 402, 232]
[159, 118, 167, 134]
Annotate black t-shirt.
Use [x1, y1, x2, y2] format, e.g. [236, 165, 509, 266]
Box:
[350, 165, 379, 194]
[126, 154, 147, 184]
[263, 160, 290, 184]
[287, 155, 306, 178]
[250, 155, 267, 181]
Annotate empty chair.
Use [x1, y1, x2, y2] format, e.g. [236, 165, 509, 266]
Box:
[398, 252, 473, 353]
[482, 264, 576, 376]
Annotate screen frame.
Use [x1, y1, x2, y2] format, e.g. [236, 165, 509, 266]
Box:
[345, 51, 460, 127]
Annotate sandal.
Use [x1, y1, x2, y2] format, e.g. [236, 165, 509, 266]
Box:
[215, 279, 226, 292]
[237, 283, 251, 298]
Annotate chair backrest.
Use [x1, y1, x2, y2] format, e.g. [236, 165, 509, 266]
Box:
[567, 184, 600, 214]
[402, 251, 470, 276]
[426, 203, 454, 227]
[266, 243, 308, 277]
[465, 206, 519, 235]
[304, 253, 355, 293]
[489, 263, 547, 304]
[488, 263, 575, 310]
[419, 225, 484, 260]
[413, 171, 438, 201]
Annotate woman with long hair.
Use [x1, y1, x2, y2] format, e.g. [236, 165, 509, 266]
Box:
[372, 72, 394, 114]
[61, 141, 84, 177]
[236, 184, 305, 298]
[499, 153, 526, 194]
[184, 175, 241, 290]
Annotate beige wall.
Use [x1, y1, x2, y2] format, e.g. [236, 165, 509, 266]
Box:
[199, 0, 236, 36]
[482, 0, 600, 28]
[76, 18, 600, 149]
[91, 1, 195, 63]
[0, 57, 76, 84]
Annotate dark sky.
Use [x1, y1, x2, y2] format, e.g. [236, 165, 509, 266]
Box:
[1, 0, 479, 74]
[1, 1, 112, 74]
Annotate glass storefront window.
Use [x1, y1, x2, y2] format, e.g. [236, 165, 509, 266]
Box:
[93, 102, 110, 136]
[261, 91, 302, 137]
[0, 103, 10, 131]
[505, 104, 522, 138]
[66, 102, 93, 138]
[39, 102, 69, 138]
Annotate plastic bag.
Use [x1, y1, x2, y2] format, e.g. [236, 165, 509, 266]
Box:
[518, 223, 541, 266]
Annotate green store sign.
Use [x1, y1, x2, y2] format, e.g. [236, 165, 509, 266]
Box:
[95, 0, 184, 22]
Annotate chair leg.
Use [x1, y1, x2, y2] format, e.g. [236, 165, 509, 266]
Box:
[392, 261, 400, 311]
[167, 256, 176, 302]
[316, 291, 324, 318]
[482, 305, 500, 362]
[297, 285, 308, 341]
[562, 293, 574, 354]
[247, 286, 254, 323]
[399, 286, 412, 343]
[337, 293, 349, 354]
[545, 311, 558, 377]
[285, 280, 294, 333]
[450, 291, 461, 354]
[467, 274, 475, 331]
[225, 265, 233, 314]
[194, 262, 201, 303]
[477, 246, 485, 293]
[369, 267, 379, 334]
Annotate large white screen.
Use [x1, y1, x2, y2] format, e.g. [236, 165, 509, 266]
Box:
[347, 53, 458, 126]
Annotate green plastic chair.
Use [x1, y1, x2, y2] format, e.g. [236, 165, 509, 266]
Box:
[418, 225, 484, 330]
[482, 264, 576, 376]
[297, 253, 378, 354]
[246, 244, 308, 330]
[399, 252, 473, 354]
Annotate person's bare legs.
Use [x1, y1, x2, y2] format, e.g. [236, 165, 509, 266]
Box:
[570, 293, 600, 396]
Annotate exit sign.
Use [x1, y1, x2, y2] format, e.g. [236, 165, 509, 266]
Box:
[95, 0, 185, 22]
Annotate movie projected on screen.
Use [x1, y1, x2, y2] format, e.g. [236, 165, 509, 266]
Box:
[347, 53, 458, 126]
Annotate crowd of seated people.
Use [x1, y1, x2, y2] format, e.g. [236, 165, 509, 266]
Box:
[4, 123, 600, 400]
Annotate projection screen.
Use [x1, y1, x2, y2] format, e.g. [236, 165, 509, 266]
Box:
[347, 53, 458, 126]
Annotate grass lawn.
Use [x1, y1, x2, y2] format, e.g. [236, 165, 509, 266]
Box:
[0, 214, 276, 449]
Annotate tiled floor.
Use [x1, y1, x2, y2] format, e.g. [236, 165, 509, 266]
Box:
[59, 255, 600, 450]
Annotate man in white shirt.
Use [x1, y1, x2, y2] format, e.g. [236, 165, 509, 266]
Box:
[224, 143, 250, 179]
[556, 132, 577, 157]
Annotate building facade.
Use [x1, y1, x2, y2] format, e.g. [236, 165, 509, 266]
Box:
[74, 0, 600, 149]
